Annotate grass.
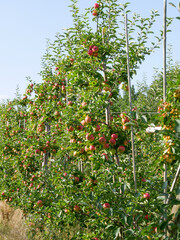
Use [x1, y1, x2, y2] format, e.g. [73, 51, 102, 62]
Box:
[0, 201, 27, 240]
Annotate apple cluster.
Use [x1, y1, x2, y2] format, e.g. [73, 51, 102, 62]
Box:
[92, 3, 100, 16]
[88, 45, 99, 57]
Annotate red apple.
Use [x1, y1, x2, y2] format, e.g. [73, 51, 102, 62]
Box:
[118, 146, 125, 153]
[90, 145, 96, 151]
[68, 126, 74, 132]
[77, 125, 83, 130]
[141, 178, 146, 182]
[144, 193, 150, 199]
[74, 205, 81, 212]
[122, 116, 129, 124]
[145, 214, 149, 220]
[88, 49, 93, 56]
[109, 138, 116, 145]
[103, 203, 110, 209]
[68, 101, 73, 106]
[95, 125, 100, 131]
[70, 58, 74, 63]
[85, 115, 91, 123]
[94, 3, 100, 8]
[81, 120, 86, 126]
[103, 143, 109, 149]
[92, 10, 98, 16]
[99, 137, 106, 144]
[86, 133, 95, 141]
[37, 200, 43, 207]
[92, 46, 99, 52]
[74, 176, 79, 182]
[81, 102, 87, 107]
[55, 67, 59, 71]
[57, 101, 62, 106]
[111, 134, 118, 139]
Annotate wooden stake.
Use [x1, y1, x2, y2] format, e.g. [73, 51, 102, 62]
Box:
[163, 0, 168, 205]
[163, 1, 168, 238]
[125, 14, 137, 192]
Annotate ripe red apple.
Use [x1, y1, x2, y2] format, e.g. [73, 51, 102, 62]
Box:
[81, 120, 86, 126]
[55, 67, 59, 71]
[74, 176, 80, 182]
[68, 101, 73, 106]
[77, 125, 83, 130]
[57, 101, 62, 106]
[64, 209, 69, 213]
[1, 192, 5, 196]
[103, 143, 109, 149]
[86, 133, 95, 141]
[94, 3, 100, 8]
[53, 95, 57, 99]
[81, 102, 87, 107]
[88, 49, 93, 56]
[144, 193, 150, 199]
[68, 126, 74, 132]
[92, 10, 98, 16]
[141, 178, 146, 182]
[92, 45, 99, 52]
[90, 145, 96, 151]
[37, 200, 43, 207]
[122, 116, 129, 124]
[118, 145, 125, 153]
[85, 115, 91, 123]
[99, 137, 106, 144]
[111, 134, 118, 139]
[80, 148, 85, 153]
[74, 205, 81, 212]
[145, 214, 149, 220]
[70, 58, 74, 63]
[103, 203, 110, 209]
[95, 125, 100, 131]
[35, 149, 40, 154]
[109, 138, 116, 145]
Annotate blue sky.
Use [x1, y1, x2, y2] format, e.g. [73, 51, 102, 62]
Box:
[0, 0, 179, 100]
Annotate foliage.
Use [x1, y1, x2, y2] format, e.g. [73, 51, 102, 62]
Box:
[0, 1, 179, 239]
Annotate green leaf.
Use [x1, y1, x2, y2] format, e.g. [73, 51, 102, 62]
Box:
[114, 227, 121, 239]
[169, 2, 176, 8]
[175, 119, 180, 132]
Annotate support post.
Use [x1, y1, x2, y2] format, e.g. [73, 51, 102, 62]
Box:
[125, 14, 137, 192]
